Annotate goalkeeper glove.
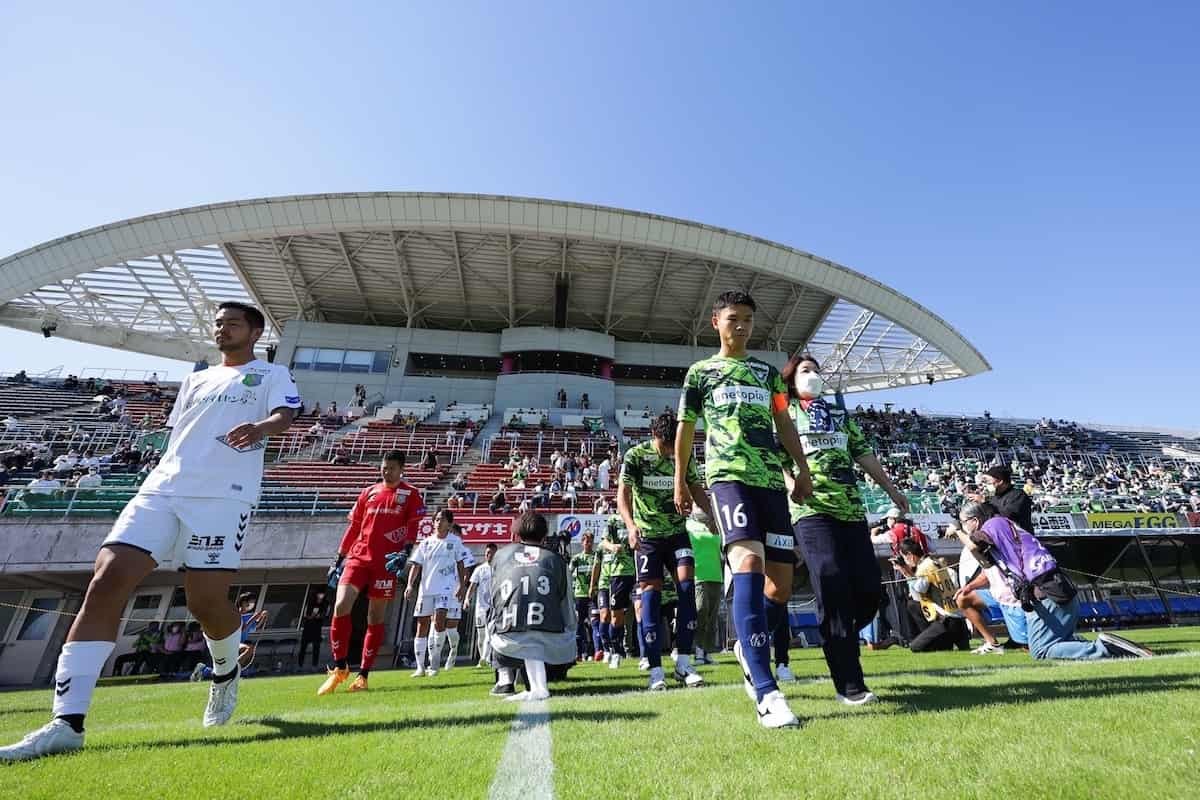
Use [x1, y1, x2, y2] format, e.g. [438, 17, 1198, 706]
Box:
[326, 556, 345, 589]
[384, 550, 409, 575]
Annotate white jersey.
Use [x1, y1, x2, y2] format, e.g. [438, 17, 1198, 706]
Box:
[469, 562, 494, 610]
[412, 533, 471, 597]
[139, 360, 300, 503]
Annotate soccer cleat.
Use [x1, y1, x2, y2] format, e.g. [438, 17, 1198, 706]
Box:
[674, 664, 704, 688]
[0, 719, 84, 762]
[424, 667, 439, 677]
[318, 666, 352, 695]
[669, 649, 679, 663]
[347, 675, 369, 693]
[410, 667, 426, 678]
[203, 668, 240, 727]
[477, 659, 490, 669]
[608, 653, 622, 670]
[444, 654, 456, 670]
[732, 640, 757, 701]
[756, 690, 800, 729]
[776, 664, 796, 683]
[971, 642, 1005, 655]
[836, 690, 878, 706]
[637, 657, 650, 672]
[1097, 632, 1153, 658]
[490, 682, 516, 696]
[648, 667, 667, 691]
[867, 636, 898, 651]
[190, 661, 207, 682]
[505, 689, 550, 702]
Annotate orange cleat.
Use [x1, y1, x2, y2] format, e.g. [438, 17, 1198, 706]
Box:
[347, 674, 369, 693]
[316, 667, 351, 696]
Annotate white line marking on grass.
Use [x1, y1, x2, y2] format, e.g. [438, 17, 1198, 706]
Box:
[489, 700, 554, 800]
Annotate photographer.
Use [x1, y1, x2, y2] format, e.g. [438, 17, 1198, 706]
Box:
[955, 501, 1151, 661]
[891, 539, 970, 652]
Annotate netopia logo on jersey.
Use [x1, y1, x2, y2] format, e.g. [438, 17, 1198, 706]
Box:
[711, 386, 769, 407]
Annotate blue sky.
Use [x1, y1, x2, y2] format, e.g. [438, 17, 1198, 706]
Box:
[1, 2, 1196, 428]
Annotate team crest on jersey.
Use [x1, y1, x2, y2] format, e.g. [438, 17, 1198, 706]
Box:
[241, 373, 264, 387]
[748, 361, 770, 384]
[515, 547, 540, 565]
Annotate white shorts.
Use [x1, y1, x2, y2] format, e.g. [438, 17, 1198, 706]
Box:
[474, 605, 491, 627]
[414, 592, 462, 620]
[103, 493, 253, 571]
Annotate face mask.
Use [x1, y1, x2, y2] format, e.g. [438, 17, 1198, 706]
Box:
[795, 372, 824, 399]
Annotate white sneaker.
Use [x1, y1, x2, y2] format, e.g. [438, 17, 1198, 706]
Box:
[836, 690, 878, 706]
[638, 657, 650, 672]
[971, 642, 1004, 655]
[756, 690, 800, 729]
[189, 661, 207, 682]
[424, 667, 439, 677]
[776, 664, 796, 683]
[0, 719, 84, 762]
[202, 668, 240, 727]
[608, 654, 622, 670]
[505, 689, 550, 702]
[648, 667, 667, 691]
[674, 664, 704, 688]
[732, 640, 757, 701]
[411, 667, 426, 678]
[444, 655, 456, 670]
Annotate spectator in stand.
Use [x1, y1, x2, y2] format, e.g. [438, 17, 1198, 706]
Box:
[593, 496, 612, 516]
[148, 372, 158, 386]
[557, 388, 568, 408]
[977, 465, 1034, 533]
[391, 409, 404, 426]
[421, 450, 438, 470]
[75, 467, 103, 490]
[562, 481, 578, 508]
[63, 374, 80, 390]
[580, 393, 590, 410]
[3, 415, 18, 431]
[464, 427, 475, 446]
[597, 456, 612, 491]
[448, 494, 464, 511]
[451, 472, 468, 492]
[311, 401, 322, 418]
[27, 470, 62, 496]
[490, 482, 510, 513]
[305, 420, 324, 444]
[330, 446, 352, 466]
[53, 450, 80, 475]
[531, 480, 549, 509]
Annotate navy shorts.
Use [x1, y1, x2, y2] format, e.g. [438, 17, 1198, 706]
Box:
[636, 531, 694, 583]
[709, 481, 796, 564]
[608, 575, 634, 609]
[596, 587, 611, 610]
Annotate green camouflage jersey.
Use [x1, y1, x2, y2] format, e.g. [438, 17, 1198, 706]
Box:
[620, 440, 700, 538]
[599, 514, 635, 584]
[679, 355, 788, 491]
[661, 571, 677, 605]
[569, 550, 598, 598]
[787, 400, 871, 523]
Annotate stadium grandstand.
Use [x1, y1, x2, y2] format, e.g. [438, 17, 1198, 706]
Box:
[0, 192, 1197, 686]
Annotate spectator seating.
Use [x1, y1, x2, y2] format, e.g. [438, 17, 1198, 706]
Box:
[337, 421, 476, 463]
[0, 383, 97, 419]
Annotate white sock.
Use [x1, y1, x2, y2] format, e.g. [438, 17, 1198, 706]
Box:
[414, 637, 428, 669]
[526, 659, 547, 693]
[498, 667, 515, 685]
[428, 631, 442, 668]
[444, 629, 460, 663]
[53, 641, 115, 718]
[204, 629, 241, 679]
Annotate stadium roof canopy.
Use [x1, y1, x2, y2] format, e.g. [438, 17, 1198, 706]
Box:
[0, 193, 989, 392]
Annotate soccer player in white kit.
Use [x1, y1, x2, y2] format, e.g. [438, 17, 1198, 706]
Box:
[0, 303, 300, 762]
[465, 543, 498, 667]
[405, 509, 472, 676]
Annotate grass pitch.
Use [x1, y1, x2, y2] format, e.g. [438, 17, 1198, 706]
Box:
[1, 627, 1198, 799]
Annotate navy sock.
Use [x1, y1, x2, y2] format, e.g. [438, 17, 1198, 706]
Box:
[612, 624, 626, 656]
[732, 572, 777, 701]
[590, 618, 603, 652]
[765, 598, 789, 666]
[640, 589, 662, 668]
[601, 622, 613, 651]
[676, 579, 697, 656]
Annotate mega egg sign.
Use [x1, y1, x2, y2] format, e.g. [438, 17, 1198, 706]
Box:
[553, 514, 610, 542]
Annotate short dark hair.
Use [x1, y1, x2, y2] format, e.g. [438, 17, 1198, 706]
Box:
[781, 352, 822, 402]
[712, 290, 757, 314]
[237, 592, 256, 605]
[438, 508, 455, 523]
[514, 511, 549, 543]
[217, 301, 266, 332]
[898, 538, 926, 557]
[985, 465, 1012, 484]
[383, 450, 406, 466]
[650, 411, 677, 446]
[485, 543, 498, 552]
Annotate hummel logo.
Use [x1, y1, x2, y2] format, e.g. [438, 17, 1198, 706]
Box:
[55, 678, 71, 696]
[215, 657, 228, 666]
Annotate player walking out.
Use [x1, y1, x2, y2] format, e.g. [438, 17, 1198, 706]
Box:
[592, 514, 635, 668]
[620, 412, 712, 691]
[675, 291, 814, 729]
[466, 543, 498, 667]
[568, 532, 600, 661]
[318, 450, 425, 695]
[406, 510, 472, 676]
[0, 303, 299, 761]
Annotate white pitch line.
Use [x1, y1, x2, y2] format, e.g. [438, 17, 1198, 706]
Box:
[488, 699, 554, 800]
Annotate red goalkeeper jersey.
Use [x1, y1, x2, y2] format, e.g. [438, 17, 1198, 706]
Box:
[339, 480, 426, 567]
